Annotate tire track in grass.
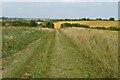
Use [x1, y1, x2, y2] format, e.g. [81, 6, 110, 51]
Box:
[2, 31, 54, 78]
[49, 30, 97, 78]
[49, 30, 84, 78]
[3, 29, 111, 78]
[20, 31, 56, 78]
[2, 28, 47, 69]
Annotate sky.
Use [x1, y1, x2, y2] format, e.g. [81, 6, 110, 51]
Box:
[1, 0, 119, 19]
[1, 0, 120, 2]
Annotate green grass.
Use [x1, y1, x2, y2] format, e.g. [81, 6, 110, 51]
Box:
[2, 27, 49, 75]
[3, 30, 55, 78]
[2, 27, 118, 78]
[20, 31, 55, 78]
[2, 27, 47, 58]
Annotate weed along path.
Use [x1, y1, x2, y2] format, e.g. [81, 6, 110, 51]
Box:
[3, 29, 118, 78]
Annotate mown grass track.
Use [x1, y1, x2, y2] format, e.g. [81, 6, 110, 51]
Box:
[2, 27, 118, 78]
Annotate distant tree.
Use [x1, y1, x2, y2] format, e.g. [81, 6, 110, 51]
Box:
[36, 19, 44, 22]
[81, 18, 87, 20]
[2, 21, 6, 26]
[65, 18, 71, 21]
[46, 22, 51, 28]
[102, 19, 108, 21]
[2, 16, 8, 20]
[96, 18, 102, 20]
[109, 18, 115, 21]
[46, 22, 54, 28]
[30, 20, 37, 26]
[86, 18, 90, 20]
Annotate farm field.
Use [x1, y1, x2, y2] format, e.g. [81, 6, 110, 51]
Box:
[2, 27, 118, 78]
[53, 21, 118, 29]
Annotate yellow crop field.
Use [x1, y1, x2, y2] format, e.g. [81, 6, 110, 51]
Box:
[53, 21, 118, 29]
[36, 22, 43, 24]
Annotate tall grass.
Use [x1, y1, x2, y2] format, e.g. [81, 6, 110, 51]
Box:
[61, 27, 118, 78]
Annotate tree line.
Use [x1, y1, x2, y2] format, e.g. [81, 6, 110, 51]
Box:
[52, 17, 115, 21]
[2, 20, 37, 27]
[2, 19, 54, 28]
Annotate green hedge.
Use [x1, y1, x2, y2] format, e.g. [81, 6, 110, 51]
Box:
[91, 26, 120, 31]
[61, 23, 90, 28]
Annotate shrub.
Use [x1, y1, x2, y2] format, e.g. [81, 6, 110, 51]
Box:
[11, 20, 30, 26]
[94, 27, 107, 30]
[61, 23, 72, 28]
[109, 18, 115, 21]
[107, 26, 120, 31]
[30, 20, 37, 27]
[91, 26, 120, 31]
[46, 22, 54, 28]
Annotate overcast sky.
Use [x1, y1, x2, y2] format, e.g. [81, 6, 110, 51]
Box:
[1, 0, 120, 2]
[1, 0, 119, 19]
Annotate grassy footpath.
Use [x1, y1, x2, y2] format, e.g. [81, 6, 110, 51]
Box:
[2, 27, 118, 78]
[20, 31, 55, 78]
[3, 28, 55, 78]
[2, 28, 50, 75]
[49, 30, 105, 78]
[49, 30, 90, 78]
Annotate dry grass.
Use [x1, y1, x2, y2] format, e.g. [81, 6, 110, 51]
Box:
[60, 27, 118, 77]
